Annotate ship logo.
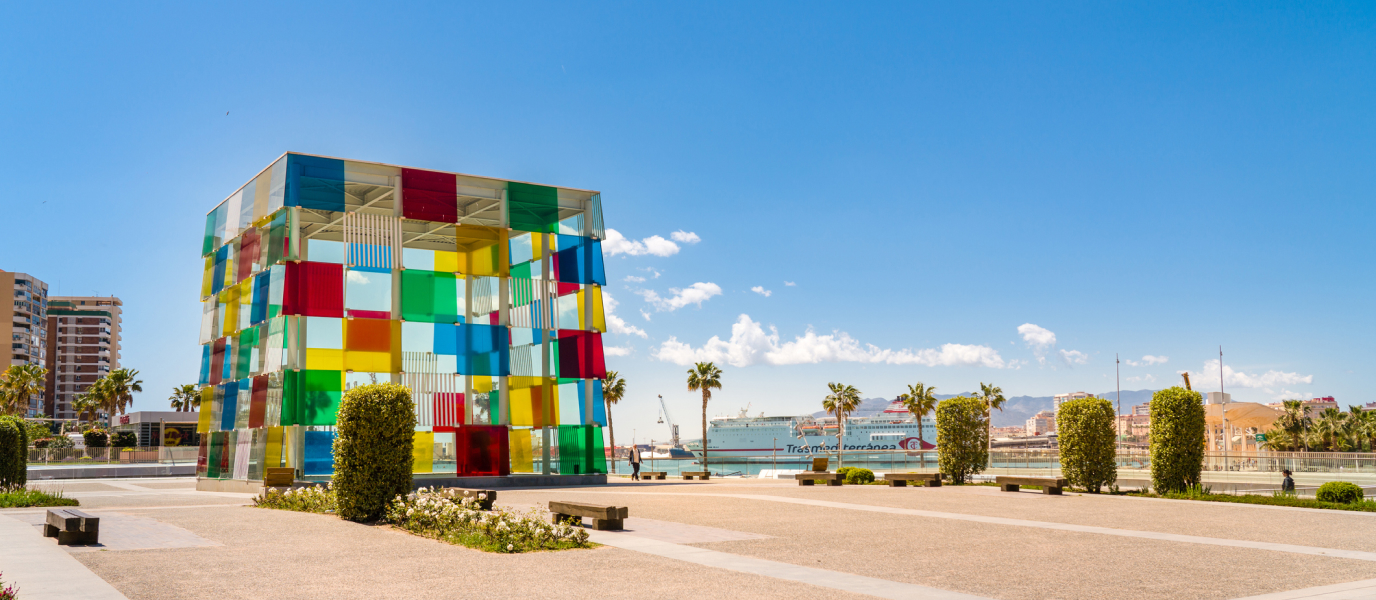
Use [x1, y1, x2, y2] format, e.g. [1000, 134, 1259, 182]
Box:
[899, 438, 933, 450]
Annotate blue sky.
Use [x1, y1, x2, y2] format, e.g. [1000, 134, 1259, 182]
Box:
[2, 2, 1372, 441]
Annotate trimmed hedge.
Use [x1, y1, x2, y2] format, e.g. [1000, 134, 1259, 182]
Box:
[1316, 482, 1364, 504]
[1057, 396, 1117, 493]
[836, 467, 875, 485]
[111, 431, 138, 448]
[333, 383, 416, 522]
[0, 416, 28, 489]
[936, 396, 987, 484]
[1150, 386, 1205, 493]
[83, 429, 109, 448]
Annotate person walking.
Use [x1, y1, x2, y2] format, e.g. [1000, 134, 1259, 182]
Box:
[629, 445, 643, 481]
[1281, 469, 1295, 494]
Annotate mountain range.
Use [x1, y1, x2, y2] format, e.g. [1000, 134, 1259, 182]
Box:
[810, 390, 1161, 427]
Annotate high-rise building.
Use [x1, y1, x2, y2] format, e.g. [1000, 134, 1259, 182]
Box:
[197, 152, 609, 483]
[1053, 391, 1092, 414]
[1, 270, 49, 416]
[44, 297, 123, 420]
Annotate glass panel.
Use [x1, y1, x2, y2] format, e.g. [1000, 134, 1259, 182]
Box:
[400, 270, 461, 323]
[288, 154, 347, 212]
[343, 318, 399, 373]
[457, 324, 509, 376]
[507, 182, 560, 233]
[412, 431, 434, 473]
[556, 330, 606, 380]
[509, 427, 535, 473]
[345, 267, 392, 319]
[456, 425, 509, 476]
[401, 168, 457, 223]
[433, 431, 456, 474]
[303, 430, 337, 475]
[283, 262, 343, 318]
[454, 225, 508, 277]
[307, 239, 347, 264]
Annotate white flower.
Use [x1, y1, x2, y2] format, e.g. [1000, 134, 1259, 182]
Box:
[506, 544, 513, 551]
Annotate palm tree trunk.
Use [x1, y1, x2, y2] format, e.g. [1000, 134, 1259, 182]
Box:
[701, 391, 709, 469]
[606, 400, 616, 474]
[918, 428, 925, 469]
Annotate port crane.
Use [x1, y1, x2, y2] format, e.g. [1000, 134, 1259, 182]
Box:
[656, 394, 681, 447]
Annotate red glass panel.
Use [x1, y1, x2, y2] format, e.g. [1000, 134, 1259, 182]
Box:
[401, 168, 457, 223]
[557, 282, 580, 296]
[455, 425, 510, 477]
[248, 375, 268, 428]
[557, 330, 606, 379]
[283, 262, 343, 318]
[196, 437, 208, 475]
[434, 392, 464, 427]
[237, 227, 260, 283]
[347, 309, 390, 320]
[209, 338, 226, 386]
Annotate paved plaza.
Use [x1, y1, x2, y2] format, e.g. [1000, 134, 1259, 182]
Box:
[3, 476, 1376, 599]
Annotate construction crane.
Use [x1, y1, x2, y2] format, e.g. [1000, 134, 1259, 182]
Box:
[657, 394, 681, 447]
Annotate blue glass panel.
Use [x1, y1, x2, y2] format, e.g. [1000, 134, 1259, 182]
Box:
[198, 345, 211, 385]
[433, 323, 459, 355]
[250, 271, 270, 325]
[287, 154, 346, 211]
[212, 245, 228, 294]
[591, 379, 607, 426]
[220, 339, 234, 382]
[303, 430, 337, 475]
[456, 324, 509, 376]
[220, 380, 239, 431]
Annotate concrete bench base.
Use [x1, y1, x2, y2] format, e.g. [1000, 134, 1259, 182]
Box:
[682, 471, 710, 480]
[995, 476, 1068, 495]
[639, 471, 667, 480]
[797, 473, 843, 486]
[884, 473, 942, 487]
[550, 501, 628, 530]
[45, 508, 99, 545]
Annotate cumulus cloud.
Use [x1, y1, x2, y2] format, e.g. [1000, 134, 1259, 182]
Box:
[1018, 323, 1057, 365]
[1126, 374, 1157, 383]
[1125, 355, 1169, 367]
[639, 282, 722, 312]
[603, 229, 681, 257]
[602, 292, 647, 338]
[751, 286, 772, 297]
[653, 315, 1008, 368]
[670, 230, 701, 244]
[639, 309, 652, 321]
[624, 275, 646, 283]
[1059, 349, 1089, 366]
[1182, 359, 1313, 390]
[604, 346, 633, 357]
[784, 281, 796, 286]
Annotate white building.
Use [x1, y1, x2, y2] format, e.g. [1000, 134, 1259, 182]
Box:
[1206, 392, 1231, 405]
[1053, 392, 1092, 414]
[1026, 410, 1056, 436]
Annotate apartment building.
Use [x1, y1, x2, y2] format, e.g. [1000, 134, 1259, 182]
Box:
[1026, 410, 1056, 436]
[0, 270, 49, 416]
[44, 297, 122, 420]
[1053, 391, 1093, 415]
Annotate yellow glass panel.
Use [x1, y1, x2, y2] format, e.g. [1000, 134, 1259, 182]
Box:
[576, 285, 607, 332]
[305, 348, 343, 370]
[548, 383, 560, 426]
[412, 431, 434, 473]
[197, 387, 214, 433]
[472, 376, 495, 394]
[237, 279, 254, 330]
[201, 256, 215, 299]
[264, 426, 283, 470]
[509, 385, 534, 426]
[433, 250, 459, 273]
[343, 350, 393, 373]
[220, 286, 240, 336]
[455, 225, 508, 277]
[509, 428, 534, 473]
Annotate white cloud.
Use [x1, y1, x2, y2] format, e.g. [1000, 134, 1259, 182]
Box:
[670, 230, 701, 244]
[751, 286, 772, 297]
[1125, 355, 1169, 367]
[1273, 389, 1305, 400]
[1126, 374, 1157, 383]
[602, 292, 647, 339]
[624, 275, 646, 283]
[639, 309, 652, 321]
[653, 314, 1008, 369]
[784, 281, 796, 287]
[1059, 349, 1089, 366]
[1181, 359, 1313, 390]
[603, 229, 681, 257]
[1017, 323, 1057, 365]
[639, 282, 722, 312]
[642, 268, 661, 279]
[604, 346, 633, 357]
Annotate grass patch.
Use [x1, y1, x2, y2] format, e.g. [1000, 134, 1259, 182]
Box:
[387, 487, 593, 553]
[1131, 488, 1376, 513]
[0, 486, 80, 508]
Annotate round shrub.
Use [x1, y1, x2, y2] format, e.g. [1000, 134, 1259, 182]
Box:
[333, 382, 416, 522]
[836, 467, 874, 485]
[0, 415, 29, 489]
[111, 431, 138, 448]
[1057, 396, 1118, 493]
[83, 428, 109, 448]
[1149, 387, 1205, 494]
[936, 396, 988, 484]
[1316, 481, 1364, 504]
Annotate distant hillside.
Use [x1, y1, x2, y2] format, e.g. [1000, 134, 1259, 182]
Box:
[812, 390, 1160, 427]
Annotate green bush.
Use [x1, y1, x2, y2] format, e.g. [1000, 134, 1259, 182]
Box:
[1149, 386, 1204, 494]
[836, 467, 875, 485]
[333, 383, 416, 522]
[1316, 482, 1364, 504]
[936, 396, 988, 484]
[83, 428, 109, 448]
[111, 431, 138, 448]
[24, 420, 51, 444]
[35, 436, 74, 449]
[1057, 396, 1118, 493]
[0, 416, 27, 489]
[254, 484, 337, 513]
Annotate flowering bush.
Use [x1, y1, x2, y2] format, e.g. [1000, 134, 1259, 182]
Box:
[0, 571, 16, 600]
[253, 483, 338, 514]
[386, 487, 591, 553]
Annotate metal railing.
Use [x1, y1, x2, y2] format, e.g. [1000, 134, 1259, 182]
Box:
[27, 446, 199, 466]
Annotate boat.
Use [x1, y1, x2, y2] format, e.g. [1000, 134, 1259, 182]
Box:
[644, 444, 696, 460]
[685, 401, 937, 462]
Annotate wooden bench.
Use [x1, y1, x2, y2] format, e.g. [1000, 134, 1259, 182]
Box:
[796, 472, 843, 486]
[549, 501, 628, 530]
[45, 508, 99, 545]
[883, 473, 942, 487]
[682, 471, 710, 480]
[263, 467, 295, 487]
[810, 457, 829, 472]
[995, 476, 1068, 495]
[449, 488, 496, 510]
[640, 471, 667, 480]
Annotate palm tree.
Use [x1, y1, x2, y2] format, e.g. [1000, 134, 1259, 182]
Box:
[898, 383, 939, 467]
[169, 384, 200, 412]
[601, 371, 626, 473]
[1346, 406, 1368, 452]
[1313, 408, 1347, 452]
[72, 393, 102, 425]
[822, 383, 861, 468]
[686, 362, 723, 469]
[977, 382, 1007, 459]
[97, 368, 143, 428]
[1274, 400, 1311, 451]
[0, 364, 48, 416]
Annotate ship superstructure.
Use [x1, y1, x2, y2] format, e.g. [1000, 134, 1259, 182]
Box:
[688, 400, 936, 460]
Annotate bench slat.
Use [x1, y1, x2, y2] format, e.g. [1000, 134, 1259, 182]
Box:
[549, 501, 627, 520]
[995, 476, 1068, 487]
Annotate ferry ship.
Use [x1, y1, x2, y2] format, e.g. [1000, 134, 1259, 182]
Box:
[686, 400, 936, 461]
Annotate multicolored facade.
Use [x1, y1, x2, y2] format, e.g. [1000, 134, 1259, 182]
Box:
[196, 152, 609, 483]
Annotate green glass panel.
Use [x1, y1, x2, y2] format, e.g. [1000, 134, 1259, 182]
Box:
[401, 269, 459, 323]
[301, 369, 343, 426]
[507, 182, 560, 233]
[556, 425, 604, 475]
